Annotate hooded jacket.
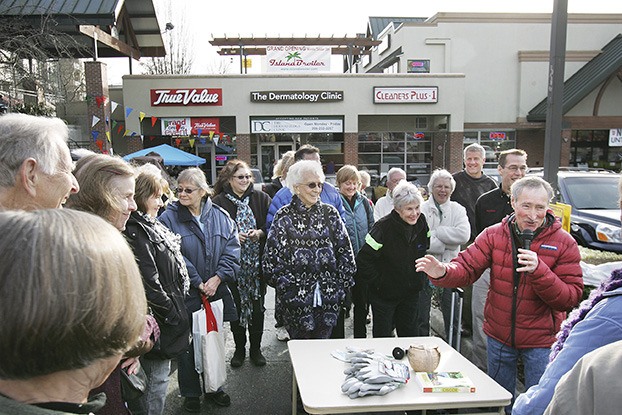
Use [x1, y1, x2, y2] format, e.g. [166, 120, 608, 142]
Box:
[341, 192, 374, 254]
[432, 212, 583, 348]
[159, 199, 240, 321]
[356, 209, 430, 301]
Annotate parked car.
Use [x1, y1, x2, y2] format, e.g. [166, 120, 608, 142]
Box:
[368, 174, 423, 203]
[529, 168, 621, 253]
[250, 167, 264, 192]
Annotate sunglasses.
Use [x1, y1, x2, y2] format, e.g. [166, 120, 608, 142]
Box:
[302, 182, 324, 189]
[234, 175, 252, 180]
[177, 187, 198, 194]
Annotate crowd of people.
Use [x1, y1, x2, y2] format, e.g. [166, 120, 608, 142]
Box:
[1, 113, 619, 415]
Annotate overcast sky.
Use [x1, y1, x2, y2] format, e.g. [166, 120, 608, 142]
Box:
[103, 0, 622, 83]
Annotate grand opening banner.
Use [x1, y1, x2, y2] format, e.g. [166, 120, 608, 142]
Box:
[266, 45, 331, 73]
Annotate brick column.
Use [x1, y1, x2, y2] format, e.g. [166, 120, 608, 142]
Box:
[236, 134, 251, 164]
[344, 132, 358, 166]
[432, 131, 463, 172]
[84, 61, 111, 154]
[446, 131, 465, 173]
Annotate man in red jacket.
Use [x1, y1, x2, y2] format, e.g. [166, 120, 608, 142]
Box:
[416, 176, 583, 414]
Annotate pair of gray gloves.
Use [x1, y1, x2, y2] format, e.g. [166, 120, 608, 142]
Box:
[338, 349, 410, 399]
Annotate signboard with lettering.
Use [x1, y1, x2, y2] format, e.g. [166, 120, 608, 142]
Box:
[190, 118, 219, 135]
[373, 87, 438, 104]
[250, 91, 343, 103]
[251, 117, 343, 133]
[266, 45, 331, 73]
[161, 118, 191, 136]
[407, 60, 430, 73]
[610, 129, 622, 147]
[489, 132, 507, 140]
[151, 88, 223, 106]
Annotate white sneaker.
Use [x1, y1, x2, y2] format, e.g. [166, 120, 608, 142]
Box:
[276, 326, 290, 341]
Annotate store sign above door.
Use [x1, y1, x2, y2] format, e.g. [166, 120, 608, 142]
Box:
[250, 91, 343, 103]
[150, 88, 223, 106]
[373, 87, 438, 104]
[251, 117, 343, 133]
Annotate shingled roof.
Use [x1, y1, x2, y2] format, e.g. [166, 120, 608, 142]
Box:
[0, 0, 165, 58]
[527, 34, 622, 122]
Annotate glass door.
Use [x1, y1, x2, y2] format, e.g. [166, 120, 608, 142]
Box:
[259, 143, 294, 182]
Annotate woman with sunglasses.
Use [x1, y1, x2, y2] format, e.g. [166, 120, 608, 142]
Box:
[159, 167, 240, 414]
[263, 160, 356, 339]
[212, 160, 272, 368]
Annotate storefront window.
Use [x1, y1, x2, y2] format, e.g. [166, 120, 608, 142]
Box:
[570, 129, 620, 170]
[358, 131, 432, 184]
[463, 130, 516, 169]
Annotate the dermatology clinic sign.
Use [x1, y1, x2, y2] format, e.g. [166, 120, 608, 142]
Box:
[250, 90, 343, 103]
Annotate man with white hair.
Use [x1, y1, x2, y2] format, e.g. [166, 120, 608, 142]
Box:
[416, 176, 582, 413]
[0, 113, 79, 210]
[373, 167, 406, 221]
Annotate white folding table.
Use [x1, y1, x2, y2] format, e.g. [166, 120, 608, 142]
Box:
[288, 336, 512, 414]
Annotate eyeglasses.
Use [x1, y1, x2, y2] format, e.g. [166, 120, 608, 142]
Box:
[504, 165, 528, 173]
[177, 187, 198, 194]
[233, 175, 252, 180]
[302, 182, 324, 189]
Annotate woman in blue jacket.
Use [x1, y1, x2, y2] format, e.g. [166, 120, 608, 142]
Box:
[336, 165, 374, 338]
[159, 168, 240, 414]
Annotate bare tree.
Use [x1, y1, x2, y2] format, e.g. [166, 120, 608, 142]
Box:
[205, 57, 233, 75]
[140, 0, 194, 75]
[0, 13, 90, 111]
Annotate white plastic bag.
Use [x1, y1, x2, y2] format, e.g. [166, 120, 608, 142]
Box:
[191, 296, 226, 391]
[201, 329, 226, 392]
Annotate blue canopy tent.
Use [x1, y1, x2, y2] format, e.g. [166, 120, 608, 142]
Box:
[123, 144, 206, 166]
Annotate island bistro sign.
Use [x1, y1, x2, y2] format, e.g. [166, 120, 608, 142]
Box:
[373, 86, 438, 104]
[250, 90, 344, 103]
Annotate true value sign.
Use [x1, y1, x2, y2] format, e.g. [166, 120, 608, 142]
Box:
[373, 87, 438, 104]
[150, 88, 223, 106]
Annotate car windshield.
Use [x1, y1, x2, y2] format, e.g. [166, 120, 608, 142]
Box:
[563, 176, 620, 210]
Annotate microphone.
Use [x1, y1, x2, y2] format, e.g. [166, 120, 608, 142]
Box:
[521, 229, 534, 250]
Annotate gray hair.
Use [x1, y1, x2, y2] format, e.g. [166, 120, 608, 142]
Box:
[463, 143, 486, 160]
[511, 176, 553, 202]
[178, 167, 213, 197]
[285, 159, 325, 192]
[428, 169, 456, 194]
[387, 167, 406, 182]
[359, 170, 371, 187]
[393, 180, 424, 210]
[0, 209, 146, 379]
[0, 113, 69, 188]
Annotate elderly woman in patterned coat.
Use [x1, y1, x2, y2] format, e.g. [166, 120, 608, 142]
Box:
[262, 160, 357, 339]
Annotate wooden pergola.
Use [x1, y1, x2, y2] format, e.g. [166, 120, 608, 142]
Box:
[210, 35, 381, 72]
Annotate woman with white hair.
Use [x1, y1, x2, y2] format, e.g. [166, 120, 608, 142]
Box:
[356, 181, 430, 337]
[419, 169, 470, 337]
[262, 160, 356, 339]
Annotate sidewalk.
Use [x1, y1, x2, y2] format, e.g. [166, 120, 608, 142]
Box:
[162, 287, 474, 414]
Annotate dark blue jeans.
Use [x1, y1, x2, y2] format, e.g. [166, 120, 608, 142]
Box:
[487, 336, 549, 414]
[370, 293, 420, 337]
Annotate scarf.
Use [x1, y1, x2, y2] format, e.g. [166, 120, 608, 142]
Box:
[226, 192, 261, 327]
[139, 212, 190, 294]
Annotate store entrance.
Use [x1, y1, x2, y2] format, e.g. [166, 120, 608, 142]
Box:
[259, 143, 294, 182]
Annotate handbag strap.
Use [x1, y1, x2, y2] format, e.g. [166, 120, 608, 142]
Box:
[201, 294, 219, 333]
